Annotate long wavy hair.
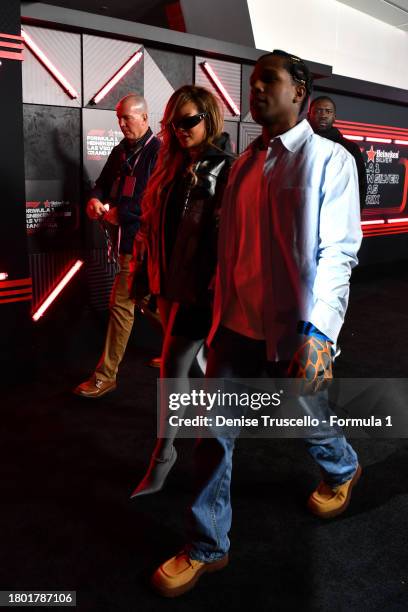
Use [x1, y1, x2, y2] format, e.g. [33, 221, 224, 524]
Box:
[141, 85, 224, 231]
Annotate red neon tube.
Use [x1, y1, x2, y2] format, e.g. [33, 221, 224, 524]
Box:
[366, 136, 392, 144]
[92, 51, 143, 104]
[200, 61, 240, 116]
[21, 29, 79, 99]
[387, 217, 408, 224]
[32, 260, 84, 321]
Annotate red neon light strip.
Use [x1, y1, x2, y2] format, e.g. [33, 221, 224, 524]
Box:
[0, 295, 32, 305]
[0, 277, 31, 289]
[200, 61, 240, 116]
[387, 217, 408, 224]
[21, 29, 79, 99]
[366, 136, 392, 144]
[362, 223, 408, 237]
[335, 121, 408, 142]
[0, 33, 23, 41]
[336, 119, 408, 135]
[0, 288, 32, 298]
[32, 260, 83, 321]
[0, 50, 23, 61]
[339, 126, 408, 137]
[0, 41, 24, 50]
[345, 130, 392, 137]
[92, 50, 143, 104]
[342, 130, 404, 140]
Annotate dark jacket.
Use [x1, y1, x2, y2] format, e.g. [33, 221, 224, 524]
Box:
[314, 126, 367, 210]
[146, 132, 235, 303]
[91, 128, 160, 253]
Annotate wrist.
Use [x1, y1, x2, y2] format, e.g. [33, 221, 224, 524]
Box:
[297, 320, 333, 343]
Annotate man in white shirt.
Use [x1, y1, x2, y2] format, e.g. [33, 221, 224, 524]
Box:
[151, 50, 363, 597]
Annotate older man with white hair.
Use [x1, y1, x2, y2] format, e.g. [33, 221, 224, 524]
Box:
[74, 94, 160, 398]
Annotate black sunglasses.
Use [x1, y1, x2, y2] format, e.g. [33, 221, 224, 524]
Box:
[172, 112, 207, 131]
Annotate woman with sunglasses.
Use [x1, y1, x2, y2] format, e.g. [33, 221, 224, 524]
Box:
[130, 85, 235, 497]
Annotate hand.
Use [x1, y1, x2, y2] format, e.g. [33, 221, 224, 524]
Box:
[104, 207, 119, 226]
[287, 335, 333, 395]
[86, 198, 106, 220]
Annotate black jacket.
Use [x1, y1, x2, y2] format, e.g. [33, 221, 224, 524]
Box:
[314, 126, 367, 210]
[91, 128, 160, 253]
[147, 132, 236, 303]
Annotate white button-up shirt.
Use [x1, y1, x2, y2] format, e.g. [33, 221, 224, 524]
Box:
[209, 119, 362, 361]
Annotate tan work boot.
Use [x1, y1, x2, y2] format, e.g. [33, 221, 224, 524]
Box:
[151, 550, 229, 597]
[73, 375, 116, 399]
[307, 464, 362, 519]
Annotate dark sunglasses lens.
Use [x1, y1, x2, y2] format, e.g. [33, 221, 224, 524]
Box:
[175, 114, 204, 130]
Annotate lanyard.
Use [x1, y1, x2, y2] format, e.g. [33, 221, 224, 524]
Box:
[126, 133, 155, 176]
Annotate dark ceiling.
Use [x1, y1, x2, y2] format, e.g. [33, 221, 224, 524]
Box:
[23, 1, 257, 48]
[29, 1, 176, 29]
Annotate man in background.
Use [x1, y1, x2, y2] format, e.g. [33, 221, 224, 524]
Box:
[74, 94, 160, 398]
[308, 95, 367, 209]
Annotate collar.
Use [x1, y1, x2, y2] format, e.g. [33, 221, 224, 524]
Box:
[253, 119, 313, 154]
[123, 127, 153, 154]
[274, 119, 313, 153]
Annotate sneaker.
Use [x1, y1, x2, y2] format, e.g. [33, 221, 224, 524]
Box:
[73, 376, 117, 399]
[307, 464, 362, 519]
[151, 550, 229, 598]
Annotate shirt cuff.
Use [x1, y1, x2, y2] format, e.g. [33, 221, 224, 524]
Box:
[297, 320, 333, 343]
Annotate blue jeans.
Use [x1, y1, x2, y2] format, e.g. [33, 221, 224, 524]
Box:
[187, 327, 359, 562]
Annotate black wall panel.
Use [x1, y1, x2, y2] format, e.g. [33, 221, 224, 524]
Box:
[1, 61, 29, 278]
[223, 121, 239, 154]
[146, 47, 193, 91]
[24, 105, 81, 183]
[0, 0, 31, 379]
[23, 104, 81, 253]
[358, 233, 408, 266]
[82, 108, 122, 188]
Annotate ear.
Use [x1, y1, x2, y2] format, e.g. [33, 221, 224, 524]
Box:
[294, 83, 306, 106]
